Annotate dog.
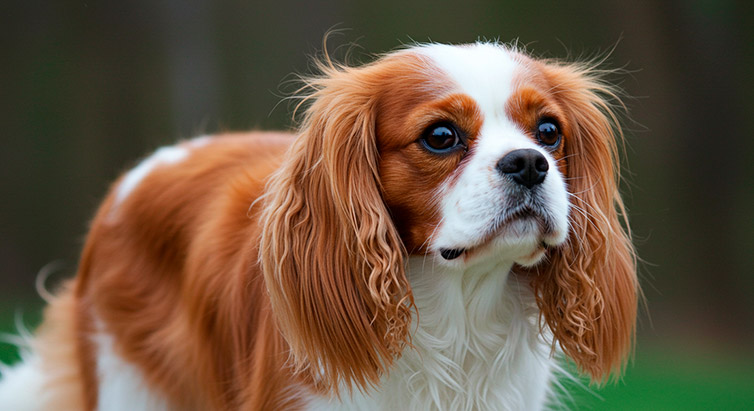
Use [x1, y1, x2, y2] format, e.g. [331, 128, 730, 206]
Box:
[0, 42, 637, 410]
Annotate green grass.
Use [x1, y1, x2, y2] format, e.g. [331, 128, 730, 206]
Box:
[559, 347, 754, 410]
[2, 304, 752, 409]
[0, 299, 44, 365]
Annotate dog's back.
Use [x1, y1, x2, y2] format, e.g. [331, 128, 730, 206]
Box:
[0, 133, 306, 410]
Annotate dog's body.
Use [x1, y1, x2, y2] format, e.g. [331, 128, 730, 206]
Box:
[0, 43, 637, 410]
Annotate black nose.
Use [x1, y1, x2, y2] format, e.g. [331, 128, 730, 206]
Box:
[496, 149, 549, 189]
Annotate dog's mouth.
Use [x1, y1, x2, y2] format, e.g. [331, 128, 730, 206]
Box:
[438, 206, 553, 261]
[439, 241, 551, 262]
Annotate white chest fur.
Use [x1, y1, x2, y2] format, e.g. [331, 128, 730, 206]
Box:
[309, 257, 555, 411]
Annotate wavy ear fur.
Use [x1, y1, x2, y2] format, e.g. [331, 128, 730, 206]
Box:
[259, 60, 413, 394]
[531, 61, 638, 383]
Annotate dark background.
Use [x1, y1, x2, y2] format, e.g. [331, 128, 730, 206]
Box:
[1, 1, 752, 408]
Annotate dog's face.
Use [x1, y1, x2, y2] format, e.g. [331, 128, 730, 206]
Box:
[261, 42, 636, 393]
[377, 44, 570, 266]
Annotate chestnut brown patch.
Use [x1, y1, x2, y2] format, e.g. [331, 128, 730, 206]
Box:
[375, 67, 484, 253]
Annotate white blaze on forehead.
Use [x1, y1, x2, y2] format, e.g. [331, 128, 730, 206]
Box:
[114, 145, 189, 206]
[416, 43, 518, 119]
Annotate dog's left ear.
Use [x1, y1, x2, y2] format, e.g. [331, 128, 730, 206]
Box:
[259, 60, 413, 394]
[530, 61, 638, 383]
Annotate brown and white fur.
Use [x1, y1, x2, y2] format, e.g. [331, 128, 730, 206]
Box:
[0, 42, 637, 410]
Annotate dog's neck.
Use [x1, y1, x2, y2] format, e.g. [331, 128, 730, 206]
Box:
[407, 256, 521, 350]
[310, 256, 556, 410]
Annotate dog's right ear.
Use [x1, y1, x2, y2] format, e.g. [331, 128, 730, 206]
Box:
[259, 60, 413, 395]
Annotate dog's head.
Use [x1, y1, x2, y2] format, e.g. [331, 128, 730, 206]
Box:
[260, 42, 637, 392]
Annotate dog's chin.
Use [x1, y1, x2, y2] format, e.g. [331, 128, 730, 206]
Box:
[439, 215, 566, 267]
[479, 221, 549, 266]
[512, 242, 548, 267]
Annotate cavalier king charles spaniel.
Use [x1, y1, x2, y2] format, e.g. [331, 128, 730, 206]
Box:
[0, 42, 637, 410]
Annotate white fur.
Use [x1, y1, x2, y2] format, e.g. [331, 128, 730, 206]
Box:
[93, 325, 172, 411]
[0, 353, 48, 411]
[187, 135, 212, 148]
[308, 257, 555, 411]
[114, 145, 189, 207]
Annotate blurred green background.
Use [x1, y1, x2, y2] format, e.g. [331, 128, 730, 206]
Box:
[1, 0, 752, 409]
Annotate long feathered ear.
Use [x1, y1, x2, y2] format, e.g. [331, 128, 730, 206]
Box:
[531, 61, 638, 383]
[258, 60, 413, 394]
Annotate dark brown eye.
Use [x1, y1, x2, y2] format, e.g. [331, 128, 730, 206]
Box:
[421, 123, 463, 153]
[536, 119, 561, 147]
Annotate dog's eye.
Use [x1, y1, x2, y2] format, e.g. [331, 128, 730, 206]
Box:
[421, 123, 464, 153]
[535, 120, 561, 147]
